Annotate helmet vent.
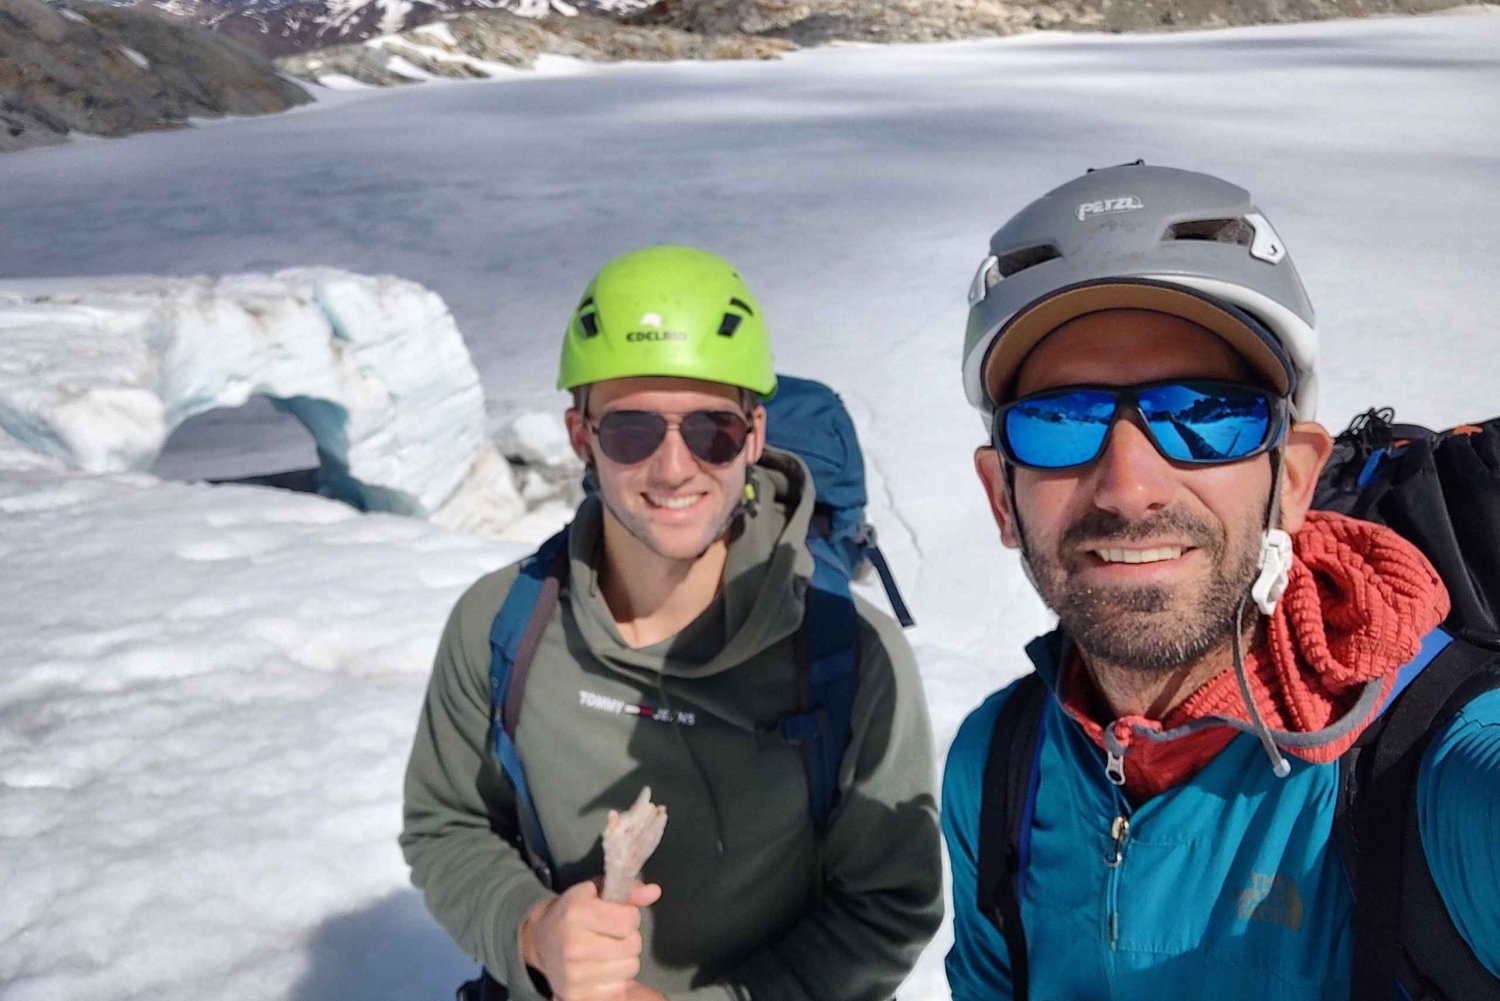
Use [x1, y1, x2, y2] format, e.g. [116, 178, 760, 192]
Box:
[1164, 218, 1254, 247]
[718, 313, 742, 337]
[995, 244, 1060, 280]
[577, 297, 599, 337]
[729, 297, 755, 316]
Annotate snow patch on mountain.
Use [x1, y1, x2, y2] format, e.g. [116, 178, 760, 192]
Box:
[137, 0, 659, 56]
[0, 270, 526, 535]
[117, 43, 151, 67]
[279, 6, 789, 84]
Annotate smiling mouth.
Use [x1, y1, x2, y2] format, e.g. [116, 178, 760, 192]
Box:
[646, 493, 703, 510]
[1092, 545, 1188, 565]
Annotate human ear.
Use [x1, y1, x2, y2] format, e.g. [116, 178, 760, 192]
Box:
[744, 404, 768, 465]
[974, 446, 1022, 550]
[565, 407, 593, 465]
[1277, 420, 1334, 533]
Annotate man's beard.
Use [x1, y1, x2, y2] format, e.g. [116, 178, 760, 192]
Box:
[1019, 504, 1265, 672]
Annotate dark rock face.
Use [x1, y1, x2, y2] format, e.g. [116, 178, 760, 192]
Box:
[0, 0, 309, 152]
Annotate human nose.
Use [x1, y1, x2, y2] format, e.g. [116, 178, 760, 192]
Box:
[650, 421, 700, 481]
[1088, 415, 1175, 519]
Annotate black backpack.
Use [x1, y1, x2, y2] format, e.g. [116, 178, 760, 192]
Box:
[1314, 409, 1500, 648]
[975, 410, 1500, 1000]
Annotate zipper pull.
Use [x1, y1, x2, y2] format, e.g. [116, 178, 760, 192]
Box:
[1106, 815, 1130, 868]
[1105, 747, 1126, 787]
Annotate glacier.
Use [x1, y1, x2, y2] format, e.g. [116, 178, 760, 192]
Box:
[0, 268, 526, 533]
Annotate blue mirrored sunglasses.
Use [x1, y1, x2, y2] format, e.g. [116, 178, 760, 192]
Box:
[994, 379, 1288, 471]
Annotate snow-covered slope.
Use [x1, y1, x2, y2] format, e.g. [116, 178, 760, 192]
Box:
[0, 460, 530, 1000]
[0, 11, 1497, 1001]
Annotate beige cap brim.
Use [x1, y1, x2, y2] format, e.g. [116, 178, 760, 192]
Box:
[982, 281, 1293, 405]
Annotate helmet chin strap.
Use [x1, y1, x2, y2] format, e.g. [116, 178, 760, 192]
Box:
[1252, 449, 1294, 615]
[1236, 447, 1294, 778]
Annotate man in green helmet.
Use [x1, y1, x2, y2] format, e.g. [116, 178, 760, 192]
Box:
[400, 246, 942, 1000]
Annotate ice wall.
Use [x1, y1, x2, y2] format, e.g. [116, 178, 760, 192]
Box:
[0, 268, 524, 533]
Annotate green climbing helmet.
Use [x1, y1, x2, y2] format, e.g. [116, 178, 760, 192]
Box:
[558, 245, 777, 396]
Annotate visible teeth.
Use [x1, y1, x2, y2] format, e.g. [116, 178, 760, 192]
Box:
[1097, 546, 1184, 564]
[648, 494, 699, 510]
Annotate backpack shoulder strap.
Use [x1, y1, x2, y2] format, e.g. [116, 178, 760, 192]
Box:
[488, 527, 570, 885]
[1341, 636, 1500, 1000]
[851, 523, 916, 628]
[975, 671, 1049, 1001]
[781, 531, 860, 836]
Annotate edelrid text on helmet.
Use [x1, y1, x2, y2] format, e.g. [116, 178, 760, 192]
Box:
[961, 163, 1319, 422]
[559, 245, 777, 397]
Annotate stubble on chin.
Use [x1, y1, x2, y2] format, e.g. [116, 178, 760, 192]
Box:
[1021, 508, 1261, 673]
[601, 490, 739, 563]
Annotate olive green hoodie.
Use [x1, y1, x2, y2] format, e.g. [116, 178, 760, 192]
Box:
[400, 449, 942, 1000]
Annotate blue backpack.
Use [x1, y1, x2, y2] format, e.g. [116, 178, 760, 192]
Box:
[763, 375, 914, 629]
[486, 374, 913, 885]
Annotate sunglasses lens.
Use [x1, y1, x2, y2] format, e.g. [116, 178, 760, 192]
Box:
[594, 411, 668, 465]
[1002, 389, 1117, 469]
[1139, 382, 1273, 463]
[680, 411, 751, 465]
[593, 411, 751, 466]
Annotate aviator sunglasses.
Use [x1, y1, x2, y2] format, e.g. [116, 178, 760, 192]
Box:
[994, 379, 1287, 471]
[588, 409, 753, 466]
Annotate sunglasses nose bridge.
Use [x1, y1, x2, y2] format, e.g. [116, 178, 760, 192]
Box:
[1090, 413, 1180, 514]
[620, 418, 691, 477]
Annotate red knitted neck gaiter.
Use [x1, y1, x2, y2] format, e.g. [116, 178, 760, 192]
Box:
[1059, 511, 1450, 802]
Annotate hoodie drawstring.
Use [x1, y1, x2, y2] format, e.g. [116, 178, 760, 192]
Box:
[1231, 594, 1292, 778]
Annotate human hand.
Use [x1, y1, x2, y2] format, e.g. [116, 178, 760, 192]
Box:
[621, 982, 668, 1001]
[519, 879, 662, 1000]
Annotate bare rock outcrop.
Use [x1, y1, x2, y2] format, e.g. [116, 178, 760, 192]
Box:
[628, 0, 1475, 43]
[0, 0, 309, 153]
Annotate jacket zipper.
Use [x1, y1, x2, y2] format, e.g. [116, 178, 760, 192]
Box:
[1101, 729, 1134, 951]
[1105, 811, 1131, 947]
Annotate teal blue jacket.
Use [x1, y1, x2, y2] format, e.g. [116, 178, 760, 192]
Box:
[942, 629, 1500, 999]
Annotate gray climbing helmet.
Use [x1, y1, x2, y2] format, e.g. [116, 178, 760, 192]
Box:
[962, 162, 1318, 422]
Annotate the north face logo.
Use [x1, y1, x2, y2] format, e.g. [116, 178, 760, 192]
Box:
[1237, 873, 1304, 931]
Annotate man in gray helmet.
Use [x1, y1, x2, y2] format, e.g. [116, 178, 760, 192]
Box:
[942, 162, 1500, 999]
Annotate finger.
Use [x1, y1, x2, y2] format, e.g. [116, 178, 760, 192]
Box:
[627, 882, 662, 906]
[576, 900, 644, 938]
[562, 880, 602, 904]
[560, 928, 643, 964]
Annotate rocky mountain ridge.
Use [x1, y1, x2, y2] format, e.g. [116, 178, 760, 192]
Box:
[1, 0, 308, 152]
[124, 0, 1483, 62]
[276, 0, 1478, 87]
[626, 0, 1476, 42]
